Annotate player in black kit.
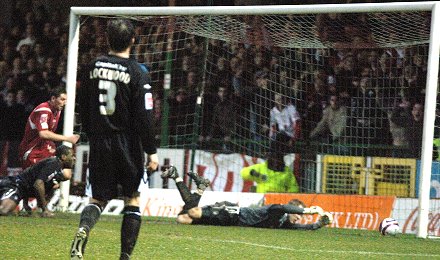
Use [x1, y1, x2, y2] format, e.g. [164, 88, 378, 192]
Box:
[70, 19, 159, 260]
[0, 145, 75, 217]
[161, 166, 332, 230]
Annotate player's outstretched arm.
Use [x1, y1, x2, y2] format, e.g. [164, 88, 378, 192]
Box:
[303, 206, 324, 215]
[38, 130, 80, 144]
[281, 204, 324, 215]
[281, 212, 333, 230]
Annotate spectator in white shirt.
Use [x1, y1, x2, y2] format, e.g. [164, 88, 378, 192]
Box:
[16, 24, 36, 51]
[269, 93, 301, 153]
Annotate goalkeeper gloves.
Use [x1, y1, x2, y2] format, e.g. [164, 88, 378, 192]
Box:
[303, 206, 324, 215]
[250, 169, 268, 181]
[319, 212, 333, 226]
[250, 169, 259, 177]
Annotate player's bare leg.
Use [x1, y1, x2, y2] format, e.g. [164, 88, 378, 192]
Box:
[0, 198, 17, 216]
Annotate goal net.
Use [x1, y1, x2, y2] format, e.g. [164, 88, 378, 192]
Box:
[65, 3, 440, 238]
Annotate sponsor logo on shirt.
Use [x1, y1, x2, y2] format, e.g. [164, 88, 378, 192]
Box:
[40, 114, 49, 129]
[145, 93, 153, 110]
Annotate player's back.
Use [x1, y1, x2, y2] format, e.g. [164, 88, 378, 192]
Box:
[239, 205, 284, 228]
[79, 55, 150, 136]
[195, 205, 239, 226]
[17, 157, 60, 189]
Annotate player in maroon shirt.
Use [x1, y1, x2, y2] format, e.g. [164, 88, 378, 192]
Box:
[18, 87, 79, 169]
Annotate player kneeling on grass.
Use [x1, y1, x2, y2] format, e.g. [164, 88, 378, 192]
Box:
[161, 166, 332, 229]
[0, 145, 75, 217]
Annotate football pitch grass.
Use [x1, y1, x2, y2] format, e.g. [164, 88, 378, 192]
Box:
[1, 213, 440, 259]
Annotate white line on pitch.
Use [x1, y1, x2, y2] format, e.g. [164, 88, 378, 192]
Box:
[209, 238, 440, 258]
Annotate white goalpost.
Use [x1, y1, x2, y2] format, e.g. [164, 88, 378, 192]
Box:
[418, 2, 440, 239]
[63, 2, 440, 238]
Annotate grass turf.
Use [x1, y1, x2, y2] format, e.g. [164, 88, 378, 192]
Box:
[1, 213, 440, 259]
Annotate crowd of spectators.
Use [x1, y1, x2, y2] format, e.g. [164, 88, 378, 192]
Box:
[144, 15, 429, 158]
[0, 1, 432, 176]
[0, 3, 71, 174]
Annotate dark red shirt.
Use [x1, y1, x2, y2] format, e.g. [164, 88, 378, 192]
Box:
[19, 101, 61, 161]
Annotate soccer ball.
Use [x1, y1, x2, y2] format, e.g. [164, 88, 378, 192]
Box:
[379, 218, 400, 236]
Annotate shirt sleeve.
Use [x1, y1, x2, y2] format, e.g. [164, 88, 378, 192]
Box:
[309, 107, 329, 139]
[32, 110, 51, 131]
[132, 63, 157, 155]
[330, 107, 347, 139]
[240, 163, 263, 181]
[269, 108, 276, 127]
[290, 105, 301, 122]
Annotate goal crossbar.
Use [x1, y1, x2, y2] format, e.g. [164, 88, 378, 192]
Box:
[71, 2, 435, 16]
[63, 2, 440, 240]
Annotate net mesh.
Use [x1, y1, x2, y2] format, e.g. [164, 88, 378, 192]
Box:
[173, 13, 431, 48]
[74, 10, 438, 236]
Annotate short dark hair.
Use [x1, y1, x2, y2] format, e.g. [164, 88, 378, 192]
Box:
[288, 199, 306, 208]
[55, 145, 72, 158]
[49, 86, 66, 98]
[107, 19, 135, 52]
[266, 151, 286, 172]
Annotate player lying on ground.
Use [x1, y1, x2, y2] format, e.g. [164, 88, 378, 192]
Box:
[161, 166, 332, 229]
[0, 145, 75, 217]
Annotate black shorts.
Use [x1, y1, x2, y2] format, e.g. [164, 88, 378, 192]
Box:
[88, 134, 144, 201]
[178, 193, 202, 215]
[0, 176, 23, 204]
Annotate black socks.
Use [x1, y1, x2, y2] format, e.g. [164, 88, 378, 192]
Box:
[79, 203, 102, 234]
[120, 206, 141, 258]
[176, 181, 193, 204]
